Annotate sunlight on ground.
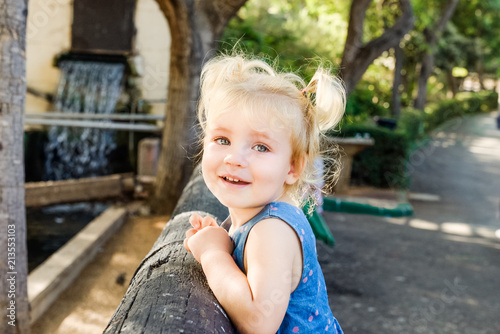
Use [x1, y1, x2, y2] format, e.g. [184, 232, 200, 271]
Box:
[443, 234, 500, 250]
[385, 217, 499, 242]
[59, 309, 111, 334]
[409, 218, 439, 231]
[441, 222, 473, 236]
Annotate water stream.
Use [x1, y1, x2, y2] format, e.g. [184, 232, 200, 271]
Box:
[44, 60, 125, 180]
[29, 60, 125, 272]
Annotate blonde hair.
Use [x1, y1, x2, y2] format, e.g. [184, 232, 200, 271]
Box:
[197, 54, 346, 204]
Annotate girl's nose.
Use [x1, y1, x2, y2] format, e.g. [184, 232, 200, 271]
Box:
[224, 148, 248, 167]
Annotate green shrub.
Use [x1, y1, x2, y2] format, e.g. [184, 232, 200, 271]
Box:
[396, 107, 425, 141]
[424, 90, 498, 132]
[343, 86, 389, 124]
[329, 125, 410, 189]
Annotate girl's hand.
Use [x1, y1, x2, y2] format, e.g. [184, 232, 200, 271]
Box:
[184, 214, 234, 263]
[188, 213, 217, 231]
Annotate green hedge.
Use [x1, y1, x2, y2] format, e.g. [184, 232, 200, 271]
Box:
[423, 90, 498, 132]
[328, 90, 498, 190]
[331, 125, 410, 189]
[396, 107, 425, 141]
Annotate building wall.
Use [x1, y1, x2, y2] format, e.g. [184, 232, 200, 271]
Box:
[26, 0, 170, 116]
[134, 0, 170, 116]
[26, 0, 73, 112]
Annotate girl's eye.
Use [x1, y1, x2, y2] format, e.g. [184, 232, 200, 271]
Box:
[253, 144, 270, 153]
[215, 137, 230, 145]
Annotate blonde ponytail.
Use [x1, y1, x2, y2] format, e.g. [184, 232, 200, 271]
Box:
[302, 68, 346, 133]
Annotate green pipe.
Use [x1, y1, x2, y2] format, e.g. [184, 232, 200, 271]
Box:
[323, 196, 413, 217]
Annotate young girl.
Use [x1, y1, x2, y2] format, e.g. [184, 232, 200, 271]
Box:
[183, 54, 345, 333]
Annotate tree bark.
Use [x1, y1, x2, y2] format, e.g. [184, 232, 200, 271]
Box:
[104, 165, 234, 333]
[340, 0, 415, 96]
[414, 0, 458, 110]
[446, 71, 458, 97]
[392, 45, 404, 118]
[151, 0, 247, 214]
[0, 0, 30, 333]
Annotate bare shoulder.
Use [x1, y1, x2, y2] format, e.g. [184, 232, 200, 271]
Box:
[249, 217, 301, 247]
[244, 217, 303, 292]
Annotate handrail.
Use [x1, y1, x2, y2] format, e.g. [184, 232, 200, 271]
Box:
[24, 118, 162, 132]
[25, 112, 165, 121]
[104, 165, 236, 333]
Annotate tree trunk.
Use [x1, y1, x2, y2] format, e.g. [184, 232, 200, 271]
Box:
[476, 59, 485, 90]
[104, 166, 234, 333]
[340, 0, 415, 95]
[392, 45, 404, 118]
[446, 70, 458, 97]
[151, 0, 247, 214]
[0, 0, 30, 333]
[414, 0, 458, 110]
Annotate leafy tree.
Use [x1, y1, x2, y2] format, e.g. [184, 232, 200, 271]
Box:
[451, 0, 500, 87]
[340, 0, 415, 95]
[413, 0, 459, 110]
[220, 0, 349, 80]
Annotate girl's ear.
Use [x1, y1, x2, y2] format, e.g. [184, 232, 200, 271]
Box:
[285, 155, 307, 185]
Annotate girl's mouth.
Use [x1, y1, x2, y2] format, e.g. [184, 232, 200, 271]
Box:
[221, 176, 249, 185]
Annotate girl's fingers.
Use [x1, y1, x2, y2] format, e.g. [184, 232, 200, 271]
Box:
[184, 228, 197, 252]
[202, 216, 217, 228]
[189, 214, 202, 229]
[183, 237, 190, 252]
[185, 228, 197, 239]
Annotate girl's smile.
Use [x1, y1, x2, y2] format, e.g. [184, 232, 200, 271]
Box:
[201, 107, 300, 227]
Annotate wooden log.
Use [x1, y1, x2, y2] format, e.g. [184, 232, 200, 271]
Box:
[25, 173, 134, 207]
[104, 166, 235, 333]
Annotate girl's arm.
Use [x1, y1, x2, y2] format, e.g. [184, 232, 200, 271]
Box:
[185, 217, 302, 334]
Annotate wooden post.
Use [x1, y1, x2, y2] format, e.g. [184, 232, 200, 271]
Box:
[0, 1, 30, 333]
[104, 166, 236, 333]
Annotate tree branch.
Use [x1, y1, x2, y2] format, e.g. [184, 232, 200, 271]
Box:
[340, 0, 415, 95]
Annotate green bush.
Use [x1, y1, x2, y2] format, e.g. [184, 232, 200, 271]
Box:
[396, 107, 426, 141]
[329, 125, 410, 189]
[424, 90, 498, 132]
[343, 86, 389, 124]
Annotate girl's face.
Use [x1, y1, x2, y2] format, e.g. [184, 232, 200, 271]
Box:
[202, 107, 300, 221]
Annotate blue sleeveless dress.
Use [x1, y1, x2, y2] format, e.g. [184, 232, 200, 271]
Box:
[224, 201, 343, 333]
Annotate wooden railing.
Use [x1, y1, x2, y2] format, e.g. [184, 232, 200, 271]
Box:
[103, 166, 237, 333]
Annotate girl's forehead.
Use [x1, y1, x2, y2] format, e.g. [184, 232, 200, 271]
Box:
[207, 104, 290, 129]
[206, 107, 292, 139]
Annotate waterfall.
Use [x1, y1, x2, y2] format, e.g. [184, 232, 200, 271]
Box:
[44, 60, 125, 180]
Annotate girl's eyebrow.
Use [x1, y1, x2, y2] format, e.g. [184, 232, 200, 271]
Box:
[207, 124, 278, 143]
[252, 130, 280, 145]
[207, 125, 230, 133]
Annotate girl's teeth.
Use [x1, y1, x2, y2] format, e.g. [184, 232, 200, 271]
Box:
[226, 177, 239, 182]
